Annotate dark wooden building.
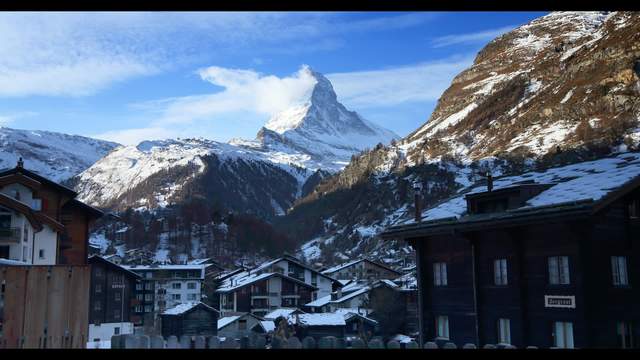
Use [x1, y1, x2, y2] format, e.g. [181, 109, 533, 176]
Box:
[160, 302, 219, 337]
[88, 255, 142, 341]
[382, 153, 640, 349]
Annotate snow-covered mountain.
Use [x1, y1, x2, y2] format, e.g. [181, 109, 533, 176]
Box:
[233, 66, 399, 171]
[75, 67, 398, 213]
[280, 11, 640, 266]
[0, 127, 119, 182]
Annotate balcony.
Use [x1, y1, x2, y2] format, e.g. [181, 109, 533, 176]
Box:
[251, 292, 279, 298]
[0, 227, 20, 243]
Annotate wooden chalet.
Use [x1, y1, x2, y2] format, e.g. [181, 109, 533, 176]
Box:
[382, 153, 640, 348]
[87, 255, 142, 341]
[0, 159, 103, 265]
[160, 302, 219, 337]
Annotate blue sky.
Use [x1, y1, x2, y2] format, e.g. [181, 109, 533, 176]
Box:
[0, 12, 546, 145]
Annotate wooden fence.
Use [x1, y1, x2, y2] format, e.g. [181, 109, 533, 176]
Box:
[0, 265, 90, 348]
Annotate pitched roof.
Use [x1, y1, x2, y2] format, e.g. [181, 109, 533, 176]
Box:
[162, 301, 218, 316]
[287, 313, 346, 327]
[263, 308, 304, 320]
[383, 152, 640, 238]
[216, 272, 317, 293]
[0, 166, 77, 197]
[217, 313, 263, 330]
[321, 258, 401, 276]
[88, 255, 142, 279]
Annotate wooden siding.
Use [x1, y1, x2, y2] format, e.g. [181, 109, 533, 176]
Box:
[0, 265, 90, 348]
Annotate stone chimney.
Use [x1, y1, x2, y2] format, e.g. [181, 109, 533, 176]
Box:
[487, 171, 493, 192]
[414, 183, 422, 223]
[17, 157, 24, 169]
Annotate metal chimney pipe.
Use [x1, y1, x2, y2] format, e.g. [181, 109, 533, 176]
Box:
[414, 183, 422, 223]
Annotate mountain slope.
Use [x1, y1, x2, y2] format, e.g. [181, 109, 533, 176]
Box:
[279, 11, 640, 266]
[0, 127, 119, 182]
[75, 68, 398, 213]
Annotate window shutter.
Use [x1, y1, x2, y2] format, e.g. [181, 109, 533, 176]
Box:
[442, 263, 448, 286]
[434, 263, 441, 286]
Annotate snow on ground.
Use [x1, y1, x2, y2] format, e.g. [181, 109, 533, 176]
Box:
[88, 232, 110, 254]
[561, 88, 574, 104]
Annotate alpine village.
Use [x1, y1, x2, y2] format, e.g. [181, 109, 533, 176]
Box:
[0, 11, 640, 350]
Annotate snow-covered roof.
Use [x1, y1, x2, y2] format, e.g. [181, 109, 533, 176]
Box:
[123, 264, 209, 271]
[333, 309, 378, 324]
[305, 294, 332, 308]
[333, 286, 371, 303]
[217, 271, 316, 293]
[162, 301, 217, 316]
[287, 313, 346, 327]
[321, 258, 400, 276]
[395, 152, 640, 227]
[263, 308, 303, 320]
[217, 315, 241, 330]
[260, 320, 276, 332]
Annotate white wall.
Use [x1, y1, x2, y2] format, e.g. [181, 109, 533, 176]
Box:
[33, 225, 57, 265]
[89, 322, 134, 342]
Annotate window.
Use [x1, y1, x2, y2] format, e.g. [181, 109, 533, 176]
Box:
[38, 249, 45, 259]
[158, 300, 166, 308]
[617, 321, 635, 348]
[145, 294, 153, 302]
[494, 259, 508, 286]
[436, 316, 449, 339]
[144, 282, 153, 290]
[144, 305, 152, 313]
[135, 305, 143, 313]
[187, 282, 196, 289]
[548, 256, 570, 285]
[136, 294, 143, 301]
[95, 267, 103, 277]
[553, 322, 574, 348]
[113, 310, 121, 320]
[611, 256, 629, 286]
[145, 272, 153, 279]
[23, 225, 28, 243]
[172, 283, 182, 289]
[629, 200, 639, 219]
[433, 262, 448, 286]
[238, 319, 247, 330]
[497, 318, 511, 344]
[187, 293, 197, 301]
[115, 292, 121, 301]
[94, 301, 102, 311]
[114, 327, 120, 335]
[95, 284, 102, 293]
[136, 283, 143, 291]
[172, 294, 181, 300]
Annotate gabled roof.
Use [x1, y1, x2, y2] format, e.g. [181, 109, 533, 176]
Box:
[63, 199, 104, 219]
[321, 258, 401, 277]
[0, 166, 77, 198]
[216, 272, 317, 293]
[251, 254, 338, 282]
[287, 313, 346, 327]
[263, 308, 305, 320]
[217, 312, 263, 330]
[383, 152, 640, 239]
[88, 255, 142, 280]
[162, 301, 218, 316]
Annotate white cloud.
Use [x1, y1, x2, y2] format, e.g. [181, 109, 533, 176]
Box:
[431, 25, 517, 48]
[92, 127, 175, 146]
[0, 12, 436, 98]
[146, 66, 318, 125]
[0, 111, 39, 126]
[327, 56, 475, 107]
